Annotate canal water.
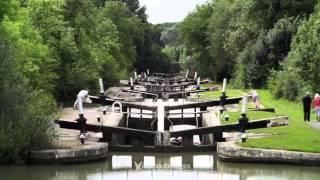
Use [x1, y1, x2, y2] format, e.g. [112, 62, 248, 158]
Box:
[1, 152, 320, 180]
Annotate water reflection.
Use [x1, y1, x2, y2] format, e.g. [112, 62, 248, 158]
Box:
[111, 153, 215, 171]
[1, 153, 320, 180]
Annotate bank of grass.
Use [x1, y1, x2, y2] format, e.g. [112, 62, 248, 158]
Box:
[199, 83, 244, 100]
[201, 88, 320, 153]
[240, 90, 320, 153]
[221, 111, 277, 125]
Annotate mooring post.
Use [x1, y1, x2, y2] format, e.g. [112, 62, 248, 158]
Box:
[76, 97, 87, 133]
[75, 97, 87, 144]
[99, 78, 104, 94]
[157, 99, 165, 132]
[239, 96, 249, 133]
[77, 114, 87, 134]
[220, 78, 228, 113]
[99, 78, 107, 106]
[196, 77, 201, 90]
[134, 71, 138, 80]
[130, 77, 134, 90]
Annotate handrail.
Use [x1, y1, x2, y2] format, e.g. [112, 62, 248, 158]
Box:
[122, 89, 159, 101]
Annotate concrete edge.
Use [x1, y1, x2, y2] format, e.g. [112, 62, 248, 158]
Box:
[217, 142, 320, 166]
[28, 142, 108, 164]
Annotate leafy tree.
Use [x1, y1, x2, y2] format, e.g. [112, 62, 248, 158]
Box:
[101, 2, 143, 72]
[0, 1, 56, 164]
[272, 5, 320, 98]
[0, 0, 17, 20]
[180, 3, 213, 78]
[225, 0, 316, 88]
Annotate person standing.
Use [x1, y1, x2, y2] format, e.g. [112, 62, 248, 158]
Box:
[314, 93, 320, 121]
[302, 92, 312, 122]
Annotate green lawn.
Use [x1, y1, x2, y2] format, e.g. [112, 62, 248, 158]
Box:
[202, 88, 320, 153]
[240, 90, 320, 153]
[199, 83, 244, 100]
[221, 111, 277, 125]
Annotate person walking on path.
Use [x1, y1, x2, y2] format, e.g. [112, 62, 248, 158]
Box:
[313, 93, 320, 121]
[302, 92, 312, 122]
[249, 90, 260, 109]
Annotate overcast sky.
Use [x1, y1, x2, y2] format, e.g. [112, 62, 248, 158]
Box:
[139, 0, 208, 24]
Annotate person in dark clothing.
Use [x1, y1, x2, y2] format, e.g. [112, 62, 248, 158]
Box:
[302, 92, 312, 122]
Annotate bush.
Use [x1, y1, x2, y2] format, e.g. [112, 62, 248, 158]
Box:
[268, 70, 303, 101]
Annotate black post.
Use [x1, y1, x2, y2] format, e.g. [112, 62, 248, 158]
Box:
[99, 93, 107, 106]
[76, 114, 87, 134]
[220, 92, 228, 113]
[239, 113, 249, 133]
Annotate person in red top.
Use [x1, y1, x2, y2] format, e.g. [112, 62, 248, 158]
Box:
[313, 93, 320, 121]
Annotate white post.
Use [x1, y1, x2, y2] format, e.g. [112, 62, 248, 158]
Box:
[241, 96, 247, 114]
[144, 72, 147, 78]
[134, 72, 137, 79]
[186, 69, 189, 79]
[78, 96, 84, 115]
[130, 77, 133, 86]
[222, 78, 227, 93]
[99, 78, 104, 94]
[194, 72, 197, 80]
[197, 77, 200, 86]
[147, 69, 150, 75]
[157, 100, 164, 132]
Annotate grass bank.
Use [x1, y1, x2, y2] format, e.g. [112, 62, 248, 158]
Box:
[199, 83, 244, 100]
[240, 90, 320, 153]
[201, 86, 320, 153]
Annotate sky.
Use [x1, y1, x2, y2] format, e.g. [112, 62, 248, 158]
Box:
[139, 0, 208, 24]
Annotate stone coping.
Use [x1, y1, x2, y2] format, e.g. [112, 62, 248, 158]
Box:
[28, 142, 108, 164]
[217, 142, 320, 166]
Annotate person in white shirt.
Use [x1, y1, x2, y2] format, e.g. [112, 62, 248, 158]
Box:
[73, 89, 89, 110]
[250, 90, 260, 109]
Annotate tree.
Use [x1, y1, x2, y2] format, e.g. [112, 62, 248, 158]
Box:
[272, 5, 320, 98]
[180, 3, 213, 78]
[101, 2, 143, 72]
[0, 1, 56, 164]
[225, 0, 316, 88]
[0, 0, 17, 21]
